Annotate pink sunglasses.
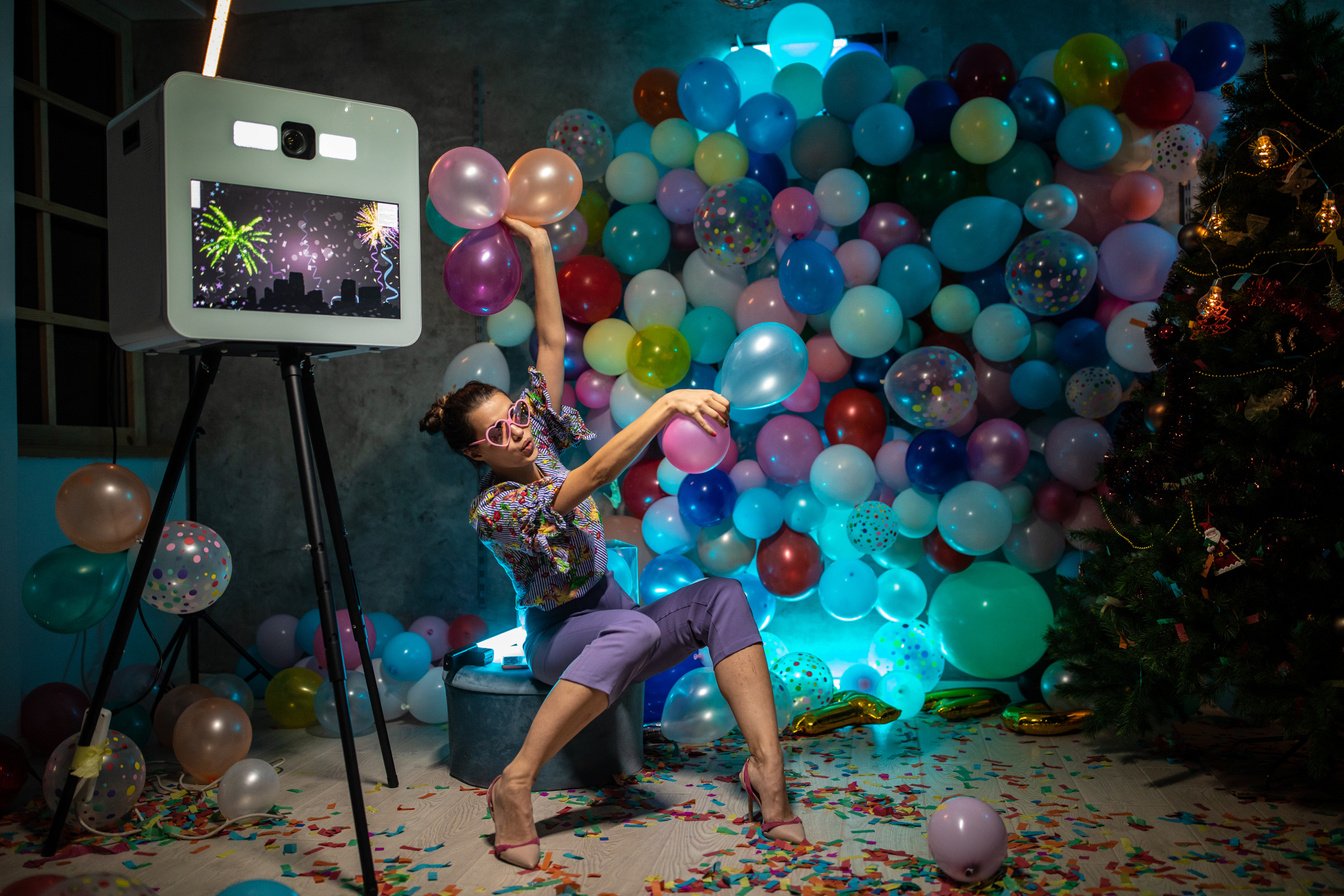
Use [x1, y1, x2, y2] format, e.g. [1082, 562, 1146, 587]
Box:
[469, 397, 531, 447]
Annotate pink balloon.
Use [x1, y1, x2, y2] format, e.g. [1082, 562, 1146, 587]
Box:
[806, 334, 852, 382]
[1180, 91, 1228, 139]
[966, 418, 1030, 487]
[1044, 417, 1113, 490]
[443, 223, 523, 315]
[1063, 495, 1112, 551]
[947, 403, 980, 438]
[782, 369, 821, 412]
[1123, 32, 1170, 70]
[972, 355, 1019, 419]
[834, 239, 882, 287]
[657, 168, 709, 224]
[755, 415, 823, 486]
[427, 146, 510, 230]
[1097, 222, 1179, 301]
[1055, 161, 1124, 244]
[561, 382, 578, 410]
[874, 439, 911, 491]
[312, 611, 376, 671]
[858, 202, 921, 256]
[729, 460, 767, 492]
[715, 439, 739, 471]
[576, 369, 615, 408]
[927, 796, 1008, 883]
[409, 615, 451, 662]
[736, 277, 805, 332]
[546, 210, 588, 264]
[1034, 479, 1080, 523]
[586, 407, 619, 454]
[662, 416, 732, 474]
[1110, 171, 1164, 221]
[1093, 293, 1131, 327]
[772, 187, 819, 237]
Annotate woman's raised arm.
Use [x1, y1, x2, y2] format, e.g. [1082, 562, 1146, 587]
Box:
[502, 216, 565, 399]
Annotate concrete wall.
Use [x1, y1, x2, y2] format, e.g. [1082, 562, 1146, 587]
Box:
[126, 0, 1277, 668]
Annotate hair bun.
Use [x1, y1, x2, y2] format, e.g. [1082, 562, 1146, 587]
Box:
[419, 396, 449, 435]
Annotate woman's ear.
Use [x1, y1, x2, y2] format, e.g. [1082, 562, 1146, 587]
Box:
[463, 446, 483, 462]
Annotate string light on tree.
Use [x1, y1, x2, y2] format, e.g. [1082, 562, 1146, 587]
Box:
[1204, 204, 1227, 237]
[1316, 191, 1341, 233]
[1252, 132, 1279, 168]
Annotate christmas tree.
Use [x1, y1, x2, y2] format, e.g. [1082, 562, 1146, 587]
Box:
[1047, 0, 1344, 777]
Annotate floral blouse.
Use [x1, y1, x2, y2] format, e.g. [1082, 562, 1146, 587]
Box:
[469, 367, 606, 611]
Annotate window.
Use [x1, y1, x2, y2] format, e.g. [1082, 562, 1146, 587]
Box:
[12, 0, 145, 455]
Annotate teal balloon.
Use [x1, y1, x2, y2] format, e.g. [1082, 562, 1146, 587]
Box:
[971, 303, 1033, 362]
[1055, 105, 1123, 171]
[425, 195, 468, 246]
[641, 554, 703, 603]
[935, 481, 1014, 556]
[218, 882, 300, 896]
[853, 103, 915, 166]
[818, 559, 878, 621]
[716, 322, 808, 410]
[930, 196, 1022, 272]
[986, 142, 1054, 206]
[602, 203, 671, 274]
[680, 306, 737, 364]
[767, 2, 836, 71]
[927, 561, 1053, 679]
[878, 244, 941, 317]
[822, 50, 894, 122]
[22, 544, 127, 633]
[366, 612, 404, 659]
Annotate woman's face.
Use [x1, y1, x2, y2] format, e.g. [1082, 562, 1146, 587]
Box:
[465, 392, 538, 469]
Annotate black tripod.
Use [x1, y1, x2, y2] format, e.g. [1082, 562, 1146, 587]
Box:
[43, 345, 398, 896]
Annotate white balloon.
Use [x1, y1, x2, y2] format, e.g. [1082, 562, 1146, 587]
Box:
[681, 249, 748, 313]
[1105, 300, 1159, 372]
[625, 269, 688, 330]
[407, 666, 448, 725]
[609, 371, 664, 428]
[441, 341, 508, 393]
[218, 757, 280, 821]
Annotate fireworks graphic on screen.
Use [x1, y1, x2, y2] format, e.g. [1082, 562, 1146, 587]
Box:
[356, 202, 401, 302]
[200, 204, 272, 276]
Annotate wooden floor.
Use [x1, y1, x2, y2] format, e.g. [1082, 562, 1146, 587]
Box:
[2, 708, 1341, 895]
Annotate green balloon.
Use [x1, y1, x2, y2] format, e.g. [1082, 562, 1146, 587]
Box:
[424, 195, 468, 246]
[927, 561, 1053, 679]
[986, 142, 1054, 206]
[22, 544, 127, 633]
[851, 158, 903, 205]
[897, 144, 987, 224]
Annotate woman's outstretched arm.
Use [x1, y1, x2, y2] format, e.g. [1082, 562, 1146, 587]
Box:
[503, 217, 565, 399]
[552, 390, 729, 516]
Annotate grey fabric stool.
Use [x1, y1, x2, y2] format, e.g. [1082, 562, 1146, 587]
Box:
[445, 663, 644, 790]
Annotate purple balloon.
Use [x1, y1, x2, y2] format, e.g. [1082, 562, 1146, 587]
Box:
[1097, 222, 1179, 302]
[858, 202, 920, 256]
[966, 418, 1029, 487]
[546, 210, 588, 264]
[528, 319, 590, 378]
[443, 223, 522, 315]
[657, 167, 709, 225]
[874, 439, 911, 491]
[1044, 416, 1114, 490]
[926, 796, 1008, 883]
[1123, 32, 1170, 71]
[754, 415, 823, 486]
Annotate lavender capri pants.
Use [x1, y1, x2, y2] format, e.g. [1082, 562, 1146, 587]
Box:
[522, 572, 762, 702]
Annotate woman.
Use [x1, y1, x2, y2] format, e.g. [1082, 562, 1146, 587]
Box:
[420, 217, 806, 869]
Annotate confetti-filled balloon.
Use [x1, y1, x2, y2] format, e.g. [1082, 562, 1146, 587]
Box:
[43, 730, 145, 828]
[769, 651, 836, 715]
[868, 619, 946, 690]
[141, 520, 231, 615]
[845, 501, 898, 553]
[46, 875, 156, 896]
[883, 347, 978, 430]
[693, 178, 777, 267]
[1004, 229, 1098, 316]
[546, 108, 614, 181]
[1151, 123, 1204, 182]
[1065, 366, 1124, 418]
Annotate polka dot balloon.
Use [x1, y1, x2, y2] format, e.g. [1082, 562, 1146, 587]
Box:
[1005, 229, 1098, 316]
[846, 501, 898, 553]
[693, 177, 776, 267]
[882, 347, 978, 430]
[141, 520, 232, 615]
[43, 730, 145, 828]
[868, 619, 945, 691]
[46, 874, 157, 896]
[769, 651, 836, 716]
[1065, 366, 1124, 418]
[546, 108, 615, 182]
[1152, 123, 1204, 183]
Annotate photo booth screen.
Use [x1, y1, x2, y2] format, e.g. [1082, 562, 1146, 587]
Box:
[190, 180, 401, 319]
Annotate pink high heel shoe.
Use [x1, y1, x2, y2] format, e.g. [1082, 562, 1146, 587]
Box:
[739, 760, 808, 845]
[485, 775, 540, 869]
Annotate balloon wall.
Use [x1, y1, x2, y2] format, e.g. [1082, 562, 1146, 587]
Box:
[425, 2, 1240, 734]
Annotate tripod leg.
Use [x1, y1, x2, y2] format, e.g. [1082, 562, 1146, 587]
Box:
[279, 347, 379, 896]
[148, 619, 193, 719]
[198, 613, 274, 682]
[42, 348, 223, 857]
[299, 358, 399, 787]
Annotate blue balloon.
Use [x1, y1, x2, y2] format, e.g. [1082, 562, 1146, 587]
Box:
[295, 608, 321, 657]
[930, 196, 1023, 272]
[732, 487, 785, 540]
[1054, 318, 1110, 369]
[1006, 77, 1065, 143]
[644, 653, 703, 723]
[615, 122, 664, 172]
[1009, 359, 1062, 410]
[1171, 21, 1245, 91]
[717, 323, 808, 410]
[878, 244, 941, 317]
[851, 348, 899, 389]
[746, 151, 788, 196]
[678, 57, 742, 132]
[962, 264, 1011, 306]
[366, 612, 404, 659]
[674, 360, 718, 391]
[602, 203, 670, 274]
[904, 79, 960, 143]
[853, 102, 915, 166]
[736, 92, 798, 154]
[678, 469, 738, 528]
[640, 553, 704, 604]
[382, 631, 432, 682]
[779, 238, 845, 314]
[732, 572, 775, 629]
[1055, 105, 1123, 170]
[905, 430, 969, 494]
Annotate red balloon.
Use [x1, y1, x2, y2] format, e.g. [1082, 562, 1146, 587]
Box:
[948, 43, 1016, 102]
[633, 67, 683, 125]
[924, 530, 975, 574]
[620, 460, 665, 520]
[557, 255, 622, 323]
[20, 682, 88, 754]
[0, 876, 67, 896]
[1121, 61, 1196, 129]
[1034, 479, 1080, 523]
[824, 388, 887, 458]
[757, 527, 823, 597]
[448, 613, 488, 651]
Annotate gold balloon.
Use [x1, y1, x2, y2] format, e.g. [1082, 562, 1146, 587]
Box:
[1000, 701, 1093, 736]
[695, 521, 757, 576]
[506, 148, 583, 226]
[922, 687, 1011, 721]
[54, 463, 151, 553]
[265, 668, 324, 729]
[172, 696, 252, 783]
[152, 683, 213, 746]
[784, 690, 900, 736]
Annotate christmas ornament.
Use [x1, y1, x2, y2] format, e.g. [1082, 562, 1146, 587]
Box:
[1315, 191, 1340, 233]
[1203, 206, 1227, 237]
[1177, 222, 1210, 253]
[1144, 398, 1171, 432]
[1244, 382, 1295, 421]
[1251, 132, 1278, 167]
[1201, 523, 1245, 576]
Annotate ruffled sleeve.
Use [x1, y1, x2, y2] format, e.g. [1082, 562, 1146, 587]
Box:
[469, 475, 582, 576]
[523, 367, 593, 452]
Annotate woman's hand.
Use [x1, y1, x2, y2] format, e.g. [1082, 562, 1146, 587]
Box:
[661, 389, 730, 435]
[501, 215, 552, 252]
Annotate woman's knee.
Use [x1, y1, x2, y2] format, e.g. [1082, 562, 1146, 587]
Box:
[603, 610, 661, 653]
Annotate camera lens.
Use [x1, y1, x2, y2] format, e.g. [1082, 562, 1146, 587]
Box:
[280, 121, 316, 159]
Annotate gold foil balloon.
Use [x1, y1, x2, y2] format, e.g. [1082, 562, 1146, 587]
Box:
[922, 687, 1011, 720]
[506, 148, 583, 226]
[173, 696, 252, 783]
[265, 668, 324, 729]
[54, 463, 151, 553]
[1000, 701, 1093, 735]
[783, 690, 900, 736]
[695, 521, 757, 575]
